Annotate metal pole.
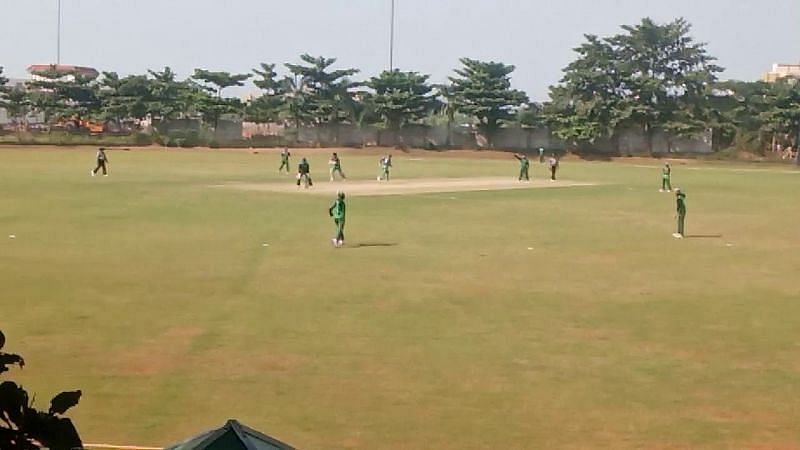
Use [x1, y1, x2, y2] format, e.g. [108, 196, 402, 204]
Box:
[57, 0, 61, 64]
[389, 0, 395, 71]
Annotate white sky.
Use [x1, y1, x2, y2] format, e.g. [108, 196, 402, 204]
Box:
[1, 0, 799, 100]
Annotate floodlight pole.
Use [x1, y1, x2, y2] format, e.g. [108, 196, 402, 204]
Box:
[389, 0, 395, 71]
[57, 0, 62, 64]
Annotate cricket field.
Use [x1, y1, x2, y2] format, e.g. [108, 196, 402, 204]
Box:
[2, 146, 799, 449]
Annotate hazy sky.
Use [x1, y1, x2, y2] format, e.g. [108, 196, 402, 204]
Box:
[1, 0, 799, 100]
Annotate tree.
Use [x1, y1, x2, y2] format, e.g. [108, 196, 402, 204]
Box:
[545, 35, 623, 147]
[285, 54, 359, 125]
[27, 69, 102, 123]
[613, 18, 721, 147]
[516, 102, 545, 128]
[448, 58, 528, 147]
[0, 68, 30, 128]
[368, 70, 435, 129]
[192, 69, 251, 131]
[98, 72, 152, 128]
[246, 63, 285, 124]
[0, 66, 9, 106]
[0, 329, 83, 450]
[549, 18, 722, 152]
[760, 79, 800, 164]
[147, 67, 196, 121]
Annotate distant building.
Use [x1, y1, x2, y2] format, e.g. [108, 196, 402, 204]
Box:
[27, 64, 99, 81]
[762, 63, 800, 82]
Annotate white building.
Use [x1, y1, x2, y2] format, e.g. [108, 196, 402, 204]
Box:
[762, 63, 800, 82]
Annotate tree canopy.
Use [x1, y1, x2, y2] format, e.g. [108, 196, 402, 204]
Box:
[547, 18, 722, 150]
[285, 54, 359, 125]
[449, 58, 528, 146]
[368, 70, 435, 129]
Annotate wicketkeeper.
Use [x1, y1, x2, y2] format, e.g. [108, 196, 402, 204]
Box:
[297, 157, 313, 188]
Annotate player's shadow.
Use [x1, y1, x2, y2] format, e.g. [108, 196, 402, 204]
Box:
[684, 234, 723, 239]
[352, 242, 398, 248]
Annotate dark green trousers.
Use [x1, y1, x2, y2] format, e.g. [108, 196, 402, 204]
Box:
[335, 218, 345, 242]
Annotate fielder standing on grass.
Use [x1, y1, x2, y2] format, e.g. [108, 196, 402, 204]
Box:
[329, 152, 346, 181]
[548, 153, 559, 181]
[328, 191, 346, 248]
[279, 147, 291, 173]
[91, 147, 109, 177]
[378, 154, 392, 181]
[297, 157, 313, 188]
[661, 163, 672, 192]
[674, 188, 687, 239]
[514, 153, 530, 181]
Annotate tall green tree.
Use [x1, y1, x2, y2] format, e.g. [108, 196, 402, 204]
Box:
[246, 63, 285, 124]
[549, 18, 722, 151]
[760, 79, 800, 164]
[147, 67, 196, 121]
[449, 58, 528, 147]
[3, 88, 31, 127]
[191, 69, 251, 131]
[98, 72, 151, 125]
[368, 70, 435, 129]
[26, 70, 101, 124]
[0, 68, 29, 126]
[546, 35, 623, 147]
[613, 18, 721, 145]
[285, 54, 359, 125]
[0, 66, 9, 105]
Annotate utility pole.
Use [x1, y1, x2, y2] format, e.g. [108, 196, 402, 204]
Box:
[389, 0, 395, 71]
[57, 0, 62, 65]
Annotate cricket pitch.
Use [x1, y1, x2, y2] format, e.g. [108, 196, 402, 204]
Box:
[217, 177, 597, 197]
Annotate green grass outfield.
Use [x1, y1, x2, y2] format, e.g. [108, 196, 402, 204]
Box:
[2, 146, 799, 449]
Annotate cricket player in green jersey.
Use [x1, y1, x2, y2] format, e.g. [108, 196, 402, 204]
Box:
[279, 147, 291, 173]
[378, 154, 392, 181]
[329, 191, 346, 247]
[660, 163, 672, 192]
[674, 188, 686, 238]
[514, 153, 530, 181]
[329, 152, 346, 181]
[297, 157, 313, 188]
